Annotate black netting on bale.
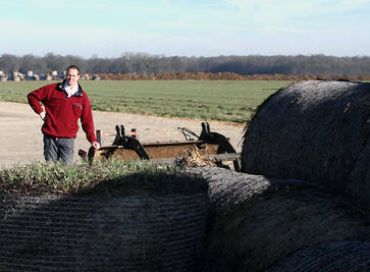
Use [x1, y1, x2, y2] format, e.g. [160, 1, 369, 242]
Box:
[241, 80, 370, 206]
[189, 167, 370, 272]
[267, 240, 370, 272]
[0, 181, 208, 271]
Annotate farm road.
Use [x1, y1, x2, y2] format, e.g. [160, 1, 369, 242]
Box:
[0, 101, 244, 167]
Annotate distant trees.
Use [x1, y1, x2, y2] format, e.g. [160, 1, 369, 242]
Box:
[0, 54, 20, 73]
[1, 53, 370, 76]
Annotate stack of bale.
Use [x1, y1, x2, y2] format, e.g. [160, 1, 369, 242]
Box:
[0, 174, 209, 271]
[194, 80, 370, 271]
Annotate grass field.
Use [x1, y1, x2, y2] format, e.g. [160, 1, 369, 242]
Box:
[0, 80, 291, 123]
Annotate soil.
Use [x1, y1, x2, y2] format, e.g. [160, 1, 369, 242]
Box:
[0, 101, 245, 167]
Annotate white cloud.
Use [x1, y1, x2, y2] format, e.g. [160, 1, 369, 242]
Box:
[224, 0, 370, 15]
[1, 0, 370, 57]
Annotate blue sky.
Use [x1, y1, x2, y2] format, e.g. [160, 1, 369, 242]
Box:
[1, 0, 370, 58]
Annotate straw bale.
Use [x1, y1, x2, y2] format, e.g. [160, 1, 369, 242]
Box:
[241, 80, 370, 206]
[267, 240, 370, 271]
[0, 177, 208, 271]
[189, 167, 370, 272]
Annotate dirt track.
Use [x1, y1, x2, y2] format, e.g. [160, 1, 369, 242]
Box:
[0, 101, 245, 167]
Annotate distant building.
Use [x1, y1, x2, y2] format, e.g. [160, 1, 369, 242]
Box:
[0, 69, 100, 82]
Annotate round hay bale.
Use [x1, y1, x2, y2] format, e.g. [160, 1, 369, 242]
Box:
[0, 174, 208, 271]
[189, 167, 370, 272]
[267, 240, 370, 272]
[241, 80, 370, 205]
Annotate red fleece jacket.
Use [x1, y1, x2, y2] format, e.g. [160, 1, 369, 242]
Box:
[27, 82, 97, 143]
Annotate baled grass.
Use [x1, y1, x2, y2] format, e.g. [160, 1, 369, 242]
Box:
[0, 160, 207, 196]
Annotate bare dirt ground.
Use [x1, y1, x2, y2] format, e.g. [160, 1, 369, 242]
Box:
[0, 101, 245, 167]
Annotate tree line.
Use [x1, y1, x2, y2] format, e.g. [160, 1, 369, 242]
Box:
[1, 53, 370, 77]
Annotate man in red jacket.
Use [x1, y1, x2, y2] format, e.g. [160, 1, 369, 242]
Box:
[28, 65, 100, 164]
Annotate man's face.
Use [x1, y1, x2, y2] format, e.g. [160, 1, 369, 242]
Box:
[66, 68, 80, 87]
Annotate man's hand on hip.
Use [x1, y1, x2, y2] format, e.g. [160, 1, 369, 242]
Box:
[39, 111, 46, 120]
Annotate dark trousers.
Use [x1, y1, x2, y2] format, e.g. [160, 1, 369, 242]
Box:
[43, 134, 74, 165]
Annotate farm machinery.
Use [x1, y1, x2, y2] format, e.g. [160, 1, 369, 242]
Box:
[80, 122, 240, 170]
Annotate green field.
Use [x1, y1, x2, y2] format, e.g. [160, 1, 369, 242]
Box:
[0, 80, 291, 123]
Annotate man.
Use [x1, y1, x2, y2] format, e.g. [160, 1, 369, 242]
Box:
[28, 65, 100, 164]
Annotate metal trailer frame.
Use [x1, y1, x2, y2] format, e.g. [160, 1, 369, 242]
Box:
[81, 122, 240, 171]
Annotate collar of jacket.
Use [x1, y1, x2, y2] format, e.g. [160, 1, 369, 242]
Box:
[57, 80, 83, 97]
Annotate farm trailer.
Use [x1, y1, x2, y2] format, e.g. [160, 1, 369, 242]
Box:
[79, 122, 240, 170]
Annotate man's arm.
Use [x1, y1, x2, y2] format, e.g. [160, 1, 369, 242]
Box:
[27, 86, 47, 119]
[80, 94, 100, 149]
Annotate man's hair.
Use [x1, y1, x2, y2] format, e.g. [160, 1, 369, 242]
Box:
[66, 65, 80, 75]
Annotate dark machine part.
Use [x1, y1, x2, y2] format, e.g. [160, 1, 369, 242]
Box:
[198, 122, 240, 170]
[95, 124, 149, 160]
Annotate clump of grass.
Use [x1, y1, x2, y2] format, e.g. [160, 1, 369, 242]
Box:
[0, 159, 206, 196]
